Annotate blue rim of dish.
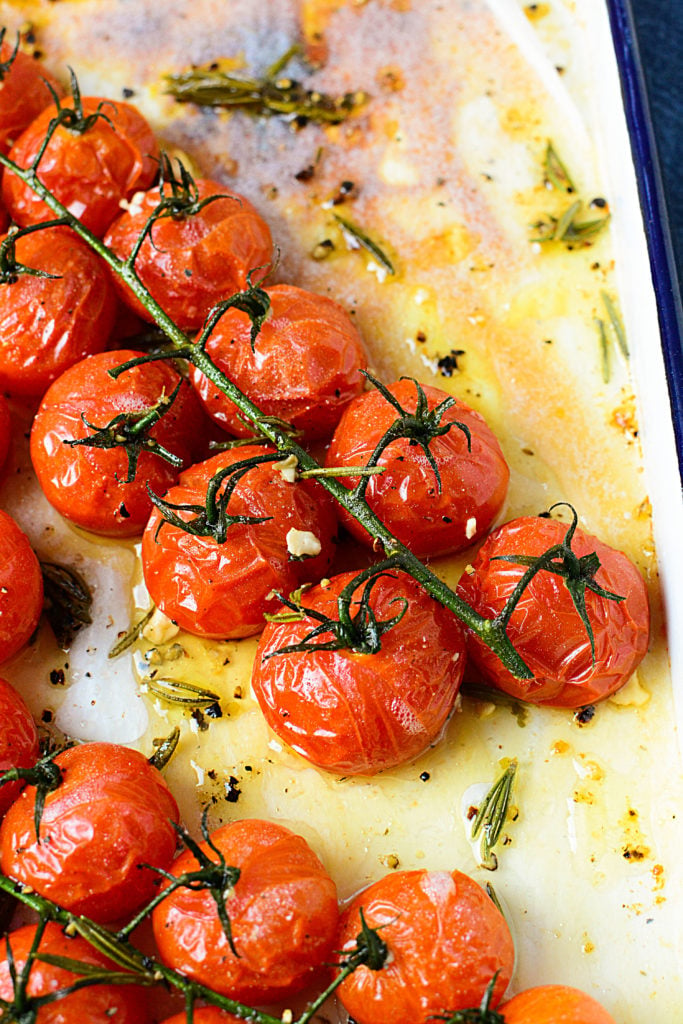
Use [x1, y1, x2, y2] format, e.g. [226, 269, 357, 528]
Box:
[605, 0, 683, 482]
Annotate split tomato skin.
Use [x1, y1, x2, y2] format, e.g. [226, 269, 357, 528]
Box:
[0, 921, 152, 1023]
[455, 516, 650, 708]
[252, 569, 467, 775]
[190, 283, 368, 440]
[152, 818, 339, 1004]
[2, 96, 159, 236]
[0, 41, 64, 154]
[0, 677, 40, 817]
[325, 379, 510, 558]
[0, 741, 180, 923]
[141, 445, 338, 639]
[499, 984, 618, 1023]
[336, 868, 514, 1024]
[30, 348, 208, 537]
[0, 226, 117, 397]
[0, 510, 43, 664]
[104, 178, 273, 329]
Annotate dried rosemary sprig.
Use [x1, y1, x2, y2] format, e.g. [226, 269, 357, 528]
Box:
[471, 761, 518, 870]
[333, 213, 395, 275]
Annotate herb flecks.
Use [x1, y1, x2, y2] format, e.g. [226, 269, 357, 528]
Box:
[543, 140, 575, 193]
[333, 213, 395, 276]
[531, 199, 609, 246]
[601, 290, 629, 357]
[471, 761, 517, 870]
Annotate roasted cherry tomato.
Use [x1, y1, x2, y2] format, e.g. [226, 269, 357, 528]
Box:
[152, 818, 339, 1004]
[455, 513, 650, 708]
[30, 349, 208, 536]
[325, 378, 509, 558]
[0, 510, 43, 664]
[0, 226, 117, 397]
[0, 741, 180, 923]
[141, 445, 338, 639]
[161, 1012, 243, 1024]
[104, 177, 273, 329]
[0, 921, 152, 1023]
[189, 283, 367, 441]
[2, 96, 159, 235]
[252, 569, 466, 775]
[0, 36, 64, 154]
[0, 392, 10, 471]
[0, 677, 40, 817]
[499, 984, 618, 1023]
[336, 868, 514, 1024]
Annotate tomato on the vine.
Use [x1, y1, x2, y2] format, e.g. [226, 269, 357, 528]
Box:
[30, 348, 209, 536]
[2, 95, 159, 235]
[141, 444, 338, 639]
[0, 37, 64, 154]
[335, 868, 514, 1024]
[455, 514, 650, 707]
[152, 818, 339, 1005]
[0, 225, 117, 397]
[0, 677, 39, 817]
[325, 378, 509, 558]
[189, 283, 368, 440]
[252, 569, 466, 775]
[0, 509, 43, 664]
[104, 177, 273, 329]
[499, 984, 618, 1023]
[0, 741, 180, 923]
[0, 921, 152, 1023]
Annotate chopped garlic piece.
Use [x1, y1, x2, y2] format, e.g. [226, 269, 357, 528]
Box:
[466, 517, 477, 539]
[143, 607, 180, 645]
[286, 528, 321, 558]
[276, 455, 299, 483]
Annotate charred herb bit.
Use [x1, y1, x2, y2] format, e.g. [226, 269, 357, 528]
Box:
[430, 973, 505, 1023]
[543, 140, 576, 193]
[471, 761, 518, 870]
[530, 199, 610, 246]
[108, 605, 156, 659]
[164, 45, 368, 126]
[40, 561, 92, 650]
[333, 213, 395, 275]
[145, 676, 222, 709]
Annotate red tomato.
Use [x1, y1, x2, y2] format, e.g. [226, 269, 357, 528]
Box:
[0, 677, 40, 817]
[189, 283, 367, 441]
[2, 96, 159, 235]
[160, 1012, 243, 1024]
[104, 178, 273, 329]
[252, 569, 466, 774]
[0, 226, 117, 397]
[0, 921, 152, 1023]
[336, 868, 514, 1024]
[30, 349, 208, 536]
[0, 509, 43, 664]
[0, 741, 180, 922]
[455, 515, 650, 708]
[0, 39, 64, 154]
[0, 391, 10, 470]
[141, 445, 338, 639]
[325, 379, 509, 558]
[152, 818, 339, 1004]
[499, 985, 618, 1023]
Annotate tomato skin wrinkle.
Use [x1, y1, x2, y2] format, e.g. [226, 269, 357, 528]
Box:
[0, 677, 40, 817]
[456, 515, 650, 707]
[0, 510, 44, 665]
[0, 742, 180, 923]
[326, 379, 510, 559]
[0, 40, 65, 155]
[142, 445, 338, 639]
[190, 283, 368, 441]
[336, 868, 514, 1024]
[252, 569, 467, 775]
[152, 818, 339, 1005]
[2, 96, 159, 236]
[104, 177, 274, 329]
[499, 984, 618, 1024]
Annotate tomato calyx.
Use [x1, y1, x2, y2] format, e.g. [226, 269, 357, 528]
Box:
[491, 504, 625, 665]
[265, 560, 408, 658]
[0, 751, 64, 841]
[45, 70, 117, 138]
[430, 974, 506, 1024]
[338, 907, 390, 973]
[0, 219, 68, 284]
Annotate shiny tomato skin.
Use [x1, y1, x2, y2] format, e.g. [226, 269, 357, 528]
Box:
[0, 741, 180, 923]
[0, 226, 117, 397]
[30, 349, 208, 536]
[2, 96, 158, 235]
[325, 379, 509, 558]
[499, 985, 618, 1024]
[141, 445, 338, 639]
[160, 1012, 243, 1024]
[253, 570, 466, 775]
[336, 868, 514, 1024]
[0, 922, 152, 1023]
[152, 818, 339, 1004]
[104, 178, 273, 329]
[0, 42, 64, 154]
[190, 284, 367, 441]
[0, 392, 10, 470]
[0, 510, 43, 664]
[0, 677, 40, 817]
[456, 516, 650, 708]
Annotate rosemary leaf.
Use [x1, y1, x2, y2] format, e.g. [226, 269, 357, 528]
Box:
[333, 213, 395, 275]
[543, 140, 576, 193]
[109, 606, 155, 659]
[40, 562, 92, 650]
[471, 760, 517, 868]
[595, 316, 610, 383]
[145, 677, 221, 708]
[601, 290, 629, 357]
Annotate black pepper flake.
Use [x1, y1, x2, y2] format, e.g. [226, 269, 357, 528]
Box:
[205, 702, 223, 719]
[119, 503, 131, 519]
[225, 776, 241, 803]
[419, 771, 430, 782]
[436, 349, 465, 377]
[49, 669, 66, 686]
[574, 704, 596, 725]
[122, 87, 135, 99]
[190, 708, 210, 732]
[331, 179, 356, 205]
[416, 331, 427, 343]
[295, 164, 316, 182]
[41, 709, 53, 723]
